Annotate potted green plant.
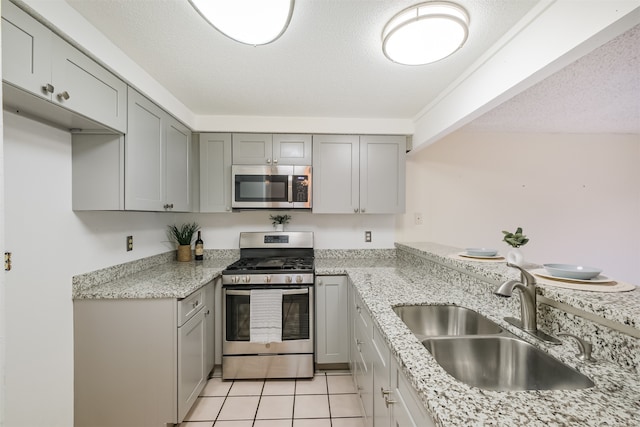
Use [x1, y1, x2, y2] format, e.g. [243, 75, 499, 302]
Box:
[270, 214, 291, 231]
[502, 227, 529, 265]
[167, 222, 200, 262]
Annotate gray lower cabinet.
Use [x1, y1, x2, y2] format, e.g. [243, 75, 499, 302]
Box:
[74, 282, 214, 427]
[200, 133, 233, 212]
[1, 0, 127, 133]
[348, 282, 435, 427]
[315, 275, 349, 365]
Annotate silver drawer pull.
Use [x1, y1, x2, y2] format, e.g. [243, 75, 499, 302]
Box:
[384, 396, 396, 408]
[42, 83, 54, 94]
[57, 91, 70, 101]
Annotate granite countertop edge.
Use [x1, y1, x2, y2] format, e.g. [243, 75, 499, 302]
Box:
[318, 264, 640, 427]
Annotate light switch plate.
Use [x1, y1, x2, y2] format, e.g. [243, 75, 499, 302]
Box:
[365, 231, 372, 242]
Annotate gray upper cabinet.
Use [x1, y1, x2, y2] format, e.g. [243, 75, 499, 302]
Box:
[232, 133, 312, 165]
[359, 135, 406, 214]
[312, 134, 360, 213]
[313, 134, 406, 214]
[1, 0, 127, 133]
[200, 133, 232, 212]
[126, 88, 191, 212]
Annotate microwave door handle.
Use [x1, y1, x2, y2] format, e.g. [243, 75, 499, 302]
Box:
[288, 175, 293, 203]
[225, 288, 309, 296]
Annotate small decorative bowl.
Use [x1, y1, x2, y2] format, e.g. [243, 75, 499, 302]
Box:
[465, 248, 498, 257]
[543, 263, 602, 280]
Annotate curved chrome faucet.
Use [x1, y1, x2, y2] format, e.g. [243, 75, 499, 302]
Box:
[494, 263, 561, 344]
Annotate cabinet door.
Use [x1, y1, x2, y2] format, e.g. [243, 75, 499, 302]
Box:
[316, 276, 348, 364]
[312, 134, 360, 213]
[52, 36, 127, 133]
[204, 282, 215, 376]
[200, 133, 232, 212]
[273, 134, 312, 165]
[360, 135, 406, 214]
[165, 117, 191, 212]
[178, 308, 207, 422]
[1, 0, 52, 100]
[126, 88, 165, 211]
[372, 325, 392, 427]
[232, 133, 273, 164]
[391, 358, 436, 427]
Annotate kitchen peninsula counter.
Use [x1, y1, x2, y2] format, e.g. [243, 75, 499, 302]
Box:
[315, 243, 640, 426]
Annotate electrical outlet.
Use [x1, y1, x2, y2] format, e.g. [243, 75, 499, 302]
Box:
[365, 231, 372, 242]
[127, 235, 133, 251]
[414, 212, 424, 225]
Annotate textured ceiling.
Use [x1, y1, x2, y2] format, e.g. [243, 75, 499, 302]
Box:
[64, 0, 639, 134]
[64, 0, 537, 119]
[463, 23, 640, 134]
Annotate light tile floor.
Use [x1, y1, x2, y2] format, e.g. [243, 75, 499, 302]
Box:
[180, 372, 365, 427]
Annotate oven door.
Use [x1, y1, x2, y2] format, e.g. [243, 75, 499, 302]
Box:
[232, 165, 311, 209]
[223, 286, 314, 355]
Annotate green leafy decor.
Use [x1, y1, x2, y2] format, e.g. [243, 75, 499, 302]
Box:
[167, 222, 200, 246]
[502, 227, 529, 248]
[270, 214, 291, 226]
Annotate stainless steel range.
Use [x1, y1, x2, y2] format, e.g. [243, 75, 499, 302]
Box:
[222, 231, 314, 379]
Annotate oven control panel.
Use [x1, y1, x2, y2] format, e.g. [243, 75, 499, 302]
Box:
[223, 273, 314, 286]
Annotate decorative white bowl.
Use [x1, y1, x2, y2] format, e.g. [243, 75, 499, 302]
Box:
[465, 248, 498, 257]
[543, 264, 602, 280]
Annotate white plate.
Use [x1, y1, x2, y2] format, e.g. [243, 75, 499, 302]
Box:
[465, 247, 498, 257]
[532, 269, 613, 284]
[543, 263, 602, 280]
[458, 252, 504, 260]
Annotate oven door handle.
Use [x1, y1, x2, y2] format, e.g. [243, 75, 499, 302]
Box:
[225, 288, 309, 296]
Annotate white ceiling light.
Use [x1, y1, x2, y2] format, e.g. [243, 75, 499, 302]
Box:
[382, 2, 469, 66]
[189, 0, 294, 46]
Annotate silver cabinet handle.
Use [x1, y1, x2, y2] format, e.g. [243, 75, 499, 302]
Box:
[361, 208, 366, 213]
[57, 91, 70, 101]
[266, 158, 272, 164]
[354, 208, 359, 213]
[273, 158, 278, 164]
[384, 396, 396, 408]
[42, 83, 54, 94]
[318, 280, 323, 286]
[356, 339, 364, 345]
[163, 203, 174, 210]
[381, 387, 391, 397]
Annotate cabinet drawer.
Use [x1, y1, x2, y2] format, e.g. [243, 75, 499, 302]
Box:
[178, 288, 205, 326]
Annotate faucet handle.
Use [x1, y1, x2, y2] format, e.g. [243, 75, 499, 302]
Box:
[558, 333, 596, 362]
[506, 262, 536, 287]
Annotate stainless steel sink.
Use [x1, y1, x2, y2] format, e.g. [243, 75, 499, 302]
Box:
[392, 305, 503, 338]
[422, 336, 595, 391]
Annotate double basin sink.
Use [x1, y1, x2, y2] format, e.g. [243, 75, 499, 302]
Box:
[392, 305, 594, 391]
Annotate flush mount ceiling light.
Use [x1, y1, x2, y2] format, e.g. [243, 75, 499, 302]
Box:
[382, 2, 469, 65]
[189, 0, 294, 46]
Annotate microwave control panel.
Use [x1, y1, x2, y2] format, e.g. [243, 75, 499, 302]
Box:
[293, 175, 310, 202]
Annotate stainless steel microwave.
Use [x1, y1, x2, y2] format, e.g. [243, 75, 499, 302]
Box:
[232, 165, 312, 209]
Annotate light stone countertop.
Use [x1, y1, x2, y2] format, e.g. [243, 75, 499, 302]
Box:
[73, 258, 236, 299]
[73, 244, 640, 426]
[316, 260, 640, 426]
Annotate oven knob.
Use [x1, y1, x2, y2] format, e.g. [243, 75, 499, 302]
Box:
[296, 275, 303, 283]
[285, 276, 293, 284]
[264, 275, 271, 283]
[232, 276, 240, 284]
[242, 275, 251, 283]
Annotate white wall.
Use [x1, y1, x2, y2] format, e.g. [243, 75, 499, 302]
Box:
[397, 130, 640, 284]
[2, 111, 396, 426]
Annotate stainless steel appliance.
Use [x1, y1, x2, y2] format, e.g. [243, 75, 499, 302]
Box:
[222, 231, 314, 379]
[232, 165, 312, 209]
